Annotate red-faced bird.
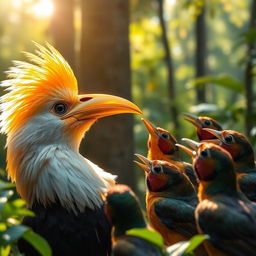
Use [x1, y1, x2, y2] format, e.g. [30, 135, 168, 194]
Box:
[142, 118, 198, 189]
[183, 113, 222, 141]
[189, 142, 256, 256]
[135, 154, 199, 246]
[0, 43, 142, 256]
[204, 128, 256, 202]
[105, 184, 165, 256]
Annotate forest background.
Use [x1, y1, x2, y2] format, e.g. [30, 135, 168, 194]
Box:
[0, 0, 255, 196]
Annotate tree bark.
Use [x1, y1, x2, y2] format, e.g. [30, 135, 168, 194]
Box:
[157, 0, 180, 136]
[195, 5, 207, 103]
[79, 0, 136, 189]
[244, 0, 256, 136]
[51, 0, 76, 73]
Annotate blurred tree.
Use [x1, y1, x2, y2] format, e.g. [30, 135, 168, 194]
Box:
[79, 0, 137, 189]
[195, 5, 207, 103]
[51, 0, 76, 73]
[157, 0, 180, 136]
[244, 0, 256, 136]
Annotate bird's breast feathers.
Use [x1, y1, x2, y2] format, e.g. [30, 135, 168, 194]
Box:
[12, 143, 116, 213]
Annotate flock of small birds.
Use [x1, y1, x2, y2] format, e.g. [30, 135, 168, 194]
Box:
[105, 113, 256, 256]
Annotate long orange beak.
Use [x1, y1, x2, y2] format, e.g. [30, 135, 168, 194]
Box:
[134, 154, 152, 173]
[141, 118, 159, 137]
[181, 138, 201, 151]
[183, 113, 201, 128]
[62, 94, 142, 120]
[175, 143, 195, 157]
[203, 128, 223, 141]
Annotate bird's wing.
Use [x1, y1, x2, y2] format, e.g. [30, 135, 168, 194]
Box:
[183, 162, 199, 188]
[112, 236, 163, 256]
[239, 172, 256, 202]
[154, 198, 197, 238]
[196, 198, 256, 255]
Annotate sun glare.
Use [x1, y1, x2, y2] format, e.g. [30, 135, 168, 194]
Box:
[30, 0, 54, 18]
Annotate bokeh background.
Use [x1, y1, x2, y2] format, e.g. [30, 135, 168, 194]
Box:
[0, 0, 255, 195]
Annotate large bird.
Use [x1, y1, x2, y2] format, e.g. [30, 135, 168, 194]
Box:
[142, 118, 198, 189]
[183, 113, 222, 141]
[203, 128, 256, 202]
[183, 141, 256, 256]
[134, 154, 199, 246]
[0, 43, 142, 256]
[105, 184, 165, 256]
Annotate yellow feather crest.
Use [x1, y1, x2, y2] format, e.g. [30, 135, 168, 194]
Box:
[0, 43, 78, 134]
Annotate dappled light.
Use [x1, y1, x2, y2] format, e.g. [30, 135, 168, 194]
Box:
[0, 0, 255, 255]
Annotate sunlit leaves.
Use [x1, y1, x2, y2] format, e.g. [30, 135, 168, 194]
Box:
[0, 180, 52, 256]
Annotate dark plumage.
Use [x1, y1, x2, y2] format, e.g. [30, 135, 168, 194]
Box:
[135, 155, 199, 245]
[193, 142, 256, 256]
[19, 202, 111, 256]
[204, 129, 256, 202]
[105, 184, 164, 256]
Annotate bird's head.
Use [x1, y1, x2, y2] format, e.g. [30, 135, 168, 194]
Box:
[203, 129, 255, 170]
[142, 118, 179, 160]
[134, 154, 194, 195]
[183, 113, 222, 141]
[105, 184, 146, 237]
[0, 43, 142, 182]
[184, 141, 237, 199]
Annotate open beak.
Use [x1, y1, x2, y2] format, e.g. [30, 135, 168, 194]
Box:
[183, 113, 202, 128]
[63, 94, 142, 120]
[141, 118, 159, 137]
[134, 154, 152, 173]
[181, 138, 201, 151]
[203, 128, 223, 141]
[175, 143, 195, 157]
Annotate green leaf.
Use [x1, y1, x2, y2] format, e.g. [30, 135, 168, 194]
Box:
[190, 103, 219, 114]
[189, 75, 243, 93]
[0, 181, 15, 190]
[126, 228, 164, 248]
[22, 230, 52, 256]
[0, 225, 29, 245]
[0, 190, 14, 213]
[183, 234, 209, 253]
[0, 245, 11, 256]
[166, 235, 208, 256]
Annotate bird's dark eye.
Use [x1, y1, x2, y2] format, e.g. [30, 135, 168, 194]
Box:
[161, 133, 169, 140]
[200, 150, 209, 159]
[224, 135, 234, 144]
[204, 120, 212, 126]
[53, 103, 68, 115]
[152, 165, 163, 174]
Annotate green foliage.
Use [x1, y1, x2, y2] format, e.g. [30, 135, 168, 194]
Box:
[189, 74, 244, 93]
[0, 179, 52, 256]
[166, 234, 208, 256]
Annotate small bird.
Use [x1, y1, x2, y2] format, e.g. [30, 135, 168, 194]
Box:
[105, 184, 165, 256]
[187, 141, 256, 256]
[183, 113, 222, 141]
[0, 43, 142, 256]
[203, 128, 256, 202]
[135, 154, 199, 246]
[142, 118, 198, 189]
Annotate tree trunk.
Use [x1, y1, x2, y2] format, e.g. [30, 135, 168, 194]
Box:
[51, 0, 76, 73]
[244, 0, 256, 136]
[157, 0, 180, 136]
[195, 5, 207, 103]
[79, 0, 136, 189]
